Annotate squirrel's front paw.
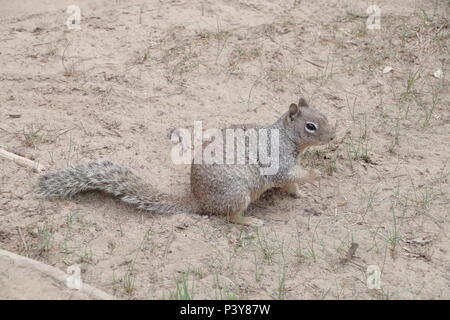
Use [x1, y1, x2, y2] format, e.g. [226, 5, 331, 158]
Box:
[294, 166, 321, 183]
[283, 182, 301, 198]
[307, 169, 321, 181]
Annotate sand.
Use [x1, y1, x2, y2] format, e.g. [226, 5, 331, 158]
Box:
[0, 0, 448, 299]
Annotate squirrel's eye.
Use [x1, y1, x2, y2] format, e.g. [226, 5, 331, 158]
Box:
[306, 122, 317, 132]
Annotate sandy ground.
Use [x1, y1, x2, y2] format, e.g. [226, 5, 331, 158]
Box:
[0, 0, 449, 299]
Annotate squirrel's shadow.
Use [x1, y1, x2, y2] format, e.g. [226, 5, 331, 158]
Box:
[59, 187, 315, 221]
[246, 188, 294, 213]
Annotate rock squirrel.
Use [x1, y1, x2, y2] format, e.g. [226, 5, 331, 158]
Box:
[38, 98, 335, 226]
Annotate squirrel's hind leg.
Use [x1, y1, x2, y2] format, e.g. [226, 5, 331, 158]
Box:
[228, 214, 265, 227]
[225, 194, 264, 227]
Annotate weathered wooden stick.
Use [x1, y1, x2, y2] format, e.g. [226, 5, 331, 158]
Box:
[0, 147, 46, 172]
[0, 248, 115, 300]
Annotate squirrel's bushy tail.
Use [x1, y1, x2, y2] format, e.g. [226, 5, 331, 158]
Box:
[37, 160, 200, 215]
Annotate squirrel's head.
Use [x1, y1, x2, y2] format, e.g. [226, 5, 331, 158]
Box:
[284, 98, 336, 147]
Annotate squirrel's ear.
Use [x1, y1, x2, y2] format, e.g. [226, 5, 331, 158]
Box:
[288, 103, 300, 121]
[298, 98, 309, 108]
